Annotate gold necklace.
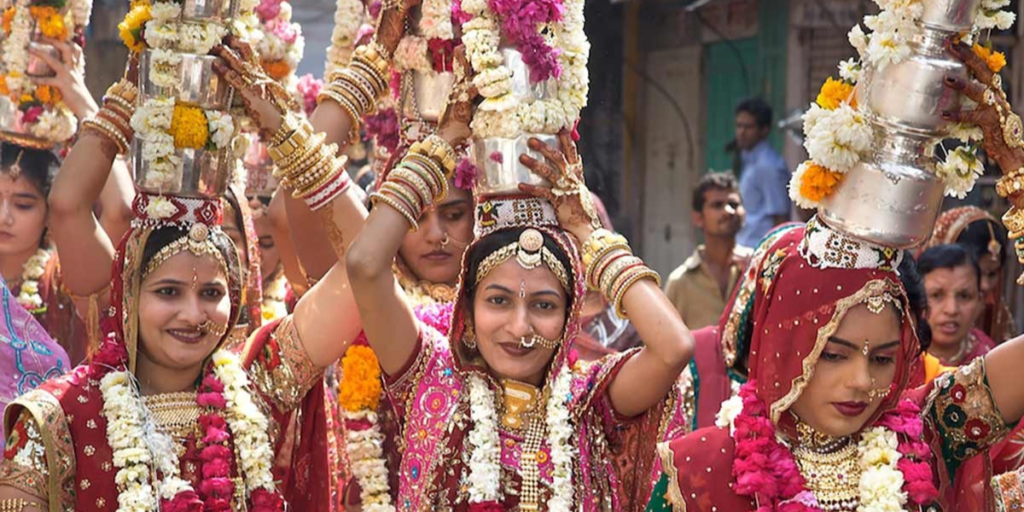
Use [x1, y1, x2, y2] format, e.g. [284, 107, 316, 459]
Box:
[500, 379, 541, 431]
[792, 423, 861, 512]
[142, 391, 202, 457]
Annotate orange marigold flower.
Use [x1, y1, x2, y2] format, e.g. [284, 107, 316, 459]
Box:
[972, 43, 1006, 73]
[816, 77, 856, 110]
[799, 163, 844, 202]
[29, 6, 67, 40]
[35, 85, 60, 105]
[2, 7, 15, 34]
[168, 104, 209, 149]
[261, 59, 292, 81]
[337, 345, 383, 412]
[0, 76, 8, 97]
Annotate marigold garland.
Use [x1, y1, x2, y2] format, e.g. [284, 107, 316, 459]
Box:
[2, 7, 14, 33]
[118, 2, 151, 52]
[35, 84, 59, 105]
[816, 77, 856, 110]
[799, 162, 843, 203]
[29, 6, 66, 39]
[337, 344, 383, 411]
[260, 59, 291, 80]
[169, 104, 210, 149]
[972, 43, 1006, 73]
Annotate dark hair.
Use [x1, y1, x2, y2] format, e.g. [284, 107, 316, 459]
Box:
[141, 225, 242, 283]
[918, 244, 981, 290]
[957, 218, 1007, 266]
[1, 142, 59, 198]
[735, 98, 773, 129]
[897, 255, 931, 353]
[692, 172, 738, 212]
[464, 227, 575, 309]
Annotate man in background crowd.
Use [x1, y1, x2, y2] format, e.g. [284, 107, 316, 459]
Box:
[665, 172, 751, 329]
[733, 97, 791, 247]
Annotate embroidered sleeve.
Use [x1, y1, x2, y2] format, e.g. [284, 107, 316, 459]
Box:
[994, 470, 1024, 512]
[248, 315, 324, 413]
[0, 410, 49, 502]
[929, 356, 1010, 478]
[383, 323, 439, 424]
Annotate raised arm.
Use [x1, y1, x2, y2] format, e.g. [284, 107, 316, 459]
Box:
[266, 190, 311, 296]
[519, 132, 694, 417]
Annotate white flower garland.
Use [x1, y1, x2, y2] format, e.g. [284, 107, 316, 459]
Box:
[461, 0, 589, 138]
[342, 409, 396, 512]
[1, 0, 32, 95]
[15, 248, 50, 314]
[465, 371, 574, 511]
[802, 103, 873, 174]
[393, 0, 454, 73]
[324, 0, 365, 77]
[210, 349, 277, 493]
[937, 145, 985, 199]
[99, 349, 278, 512]
[857, 426, 907, 511]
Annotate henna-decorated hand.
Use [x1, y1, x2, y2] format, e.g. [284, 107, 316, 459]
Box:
[943, 41, 1024, 207]
[375, 0, 421, 56]
[437, 45, 478, 147]
[28, 38, 98, 119]
[211, 36, 297, 139]
[518, 129, 601, 242]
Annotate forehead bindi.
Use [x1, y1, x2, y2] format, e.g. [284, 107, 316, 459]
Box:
[482, 259, 565, 297]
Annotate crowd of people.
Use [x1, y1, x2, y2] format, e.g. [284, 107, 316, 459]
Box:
[0, 0, 1023, 511]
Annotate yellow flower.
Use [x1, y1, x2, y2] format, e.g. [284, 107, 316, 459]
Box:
[2, 7, 15, 34]
[19, 93, 33, 104]
[29, 6, 67, 40]
[816, 77, 856, 110]
[799, 162, 844, 202]
[118, 2, 152, 53]
[337, 345, 383, 412]
[168, 104, 209, 149]
[972, 43, 1006, 73]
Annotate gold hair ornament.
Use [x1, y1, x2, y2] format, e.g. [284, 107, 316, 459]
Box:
[143, 224, 228, 279]
[865, 290, 897, 315]
[474, 229, 569, 292]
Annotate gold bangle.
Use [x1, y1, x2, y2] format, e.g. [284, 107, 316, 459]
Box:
[390, 167, 434, 206]
[370, 191, 420, 230]
[328, 78, 371, 115]
[585, 244, 631, 290]
[295, 153, 344, 196]
[598, 254, 640, 298]
[380, 181, 424, 215]
[404, 153, 449, 200]
[350, 59, 388, 96]
[269, 118, 315, 163]
[410, 134, 458, 176]
[397, 158, 444, 197]
[612, 267, 661, 319]
[83, 118, 129, 154]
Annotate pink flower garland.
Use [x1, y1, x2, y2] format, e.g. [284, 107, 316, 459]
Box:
[731, 381, 938, 512]
[363, 108, 401, 153]
[485, 0, 564, 82]
[296, 74, 322, 116]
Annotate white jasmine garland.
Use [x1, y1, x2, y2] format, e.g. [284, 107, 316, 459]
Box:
[714, 394, 745, 436]
[29, 108, 76, 142]
[838, 58, 862, 84]
[937, 145, 984, 199]
[342, 409, 396, 512]
[211, 350, 277, 493]
[948, 122, 984, 144]
[802, 103, 872, 173]
[545, 370, 575, 512]
[324, 0, 364, 76]
[1, 0, 33, 96]
[149, 1, 181, 22]
[466, 374, 501, 502]
[857, 426, 907, 512]
[206, 110, 235, 149]
[15, 248, 50, 313]
[149, 49, 182, 89]
[393, 37, 434, 73]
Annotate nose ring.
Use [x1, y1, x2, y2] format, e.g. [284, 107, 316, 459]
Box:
[440, 232, 450, 248]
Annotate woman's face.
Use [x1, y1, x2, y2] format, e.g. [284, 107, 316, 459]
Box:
[788, 303, 902, 438]
[221, 210, 249, 269]
[471, 259, 568, 387]
[398, 183, 473, 286]
[978, 254, 1001, 299]
[137, 250, 232, 373]
[0, 174, 46, 255]
[251, 202, 280, 280]
[924, 264, 981, 352]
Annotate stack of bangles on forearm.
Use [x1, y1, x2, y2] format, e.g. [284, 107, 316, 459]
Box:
[582, 229, 661, 319]
[81, 79, 138, 154]
[269, 113, 351, 211]
[370, 135, 457, 231]
[318, 42, 391, 143]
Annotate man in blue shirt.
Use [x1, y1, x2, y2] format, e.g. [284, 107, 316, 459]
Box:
[732, 98, 791, 248]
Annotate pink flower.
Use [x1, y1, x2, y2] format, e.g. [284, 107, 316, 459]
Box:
[363, 108, 400, 152]
[202, 457, 232, 478]
[90, 334, 128, 375]
[160, 491, 203, 512]
[454, 159, 478, 191]
[486, 0, 564, 82]
[876, 399, 924, 439]
[199, 477, 234, 499]
[368, 0, 382, 18]
[296, 74, 323, 116]
[416, 302, 454, 334]
[21, 105, 43, 124]
[898, 458, 939, 504]
[269, 19, 298, 44]
[428, 38, 457, 72]
[250, 489, 285, 512]
[451, 0, 472, 24]
[197, 391, 227, 409]
[201, 375, 225, 393]
[355, 23, 375, 47]
[468, 502, 504, 512]
[898, 440, 932, 460]
[201, 444, 233, 462]
[255, 0, 282, 21]
[489, 151, 503, 163]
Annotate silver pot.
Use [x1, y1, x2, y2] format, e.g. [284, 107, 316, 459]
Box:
[0, 96, 55, 149]
[25, 42, 60, 78]
[919, 0, 981, 32]
[471, 133, 558, 196]
[131, 137, 231, 198]
[401, 71, 455, 122]
[818, 128, 945, 248]
[139, 49, 232, 110]
[856, 29, 967, 136]
[242, 134, 279, 199]
[180, 0, 236, 23]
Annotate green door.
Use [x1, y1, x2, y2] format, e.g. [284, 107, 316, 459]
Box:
[703, 37, 759, 174]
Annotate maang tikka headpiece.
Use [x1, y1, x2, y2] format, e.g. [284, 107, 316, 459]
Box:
[474, 228, 569, 292]
[143, 223, 228, 278]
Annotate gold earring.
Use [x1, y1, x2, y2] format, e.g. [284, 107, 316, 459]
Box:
[464, 323, 477, 349]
